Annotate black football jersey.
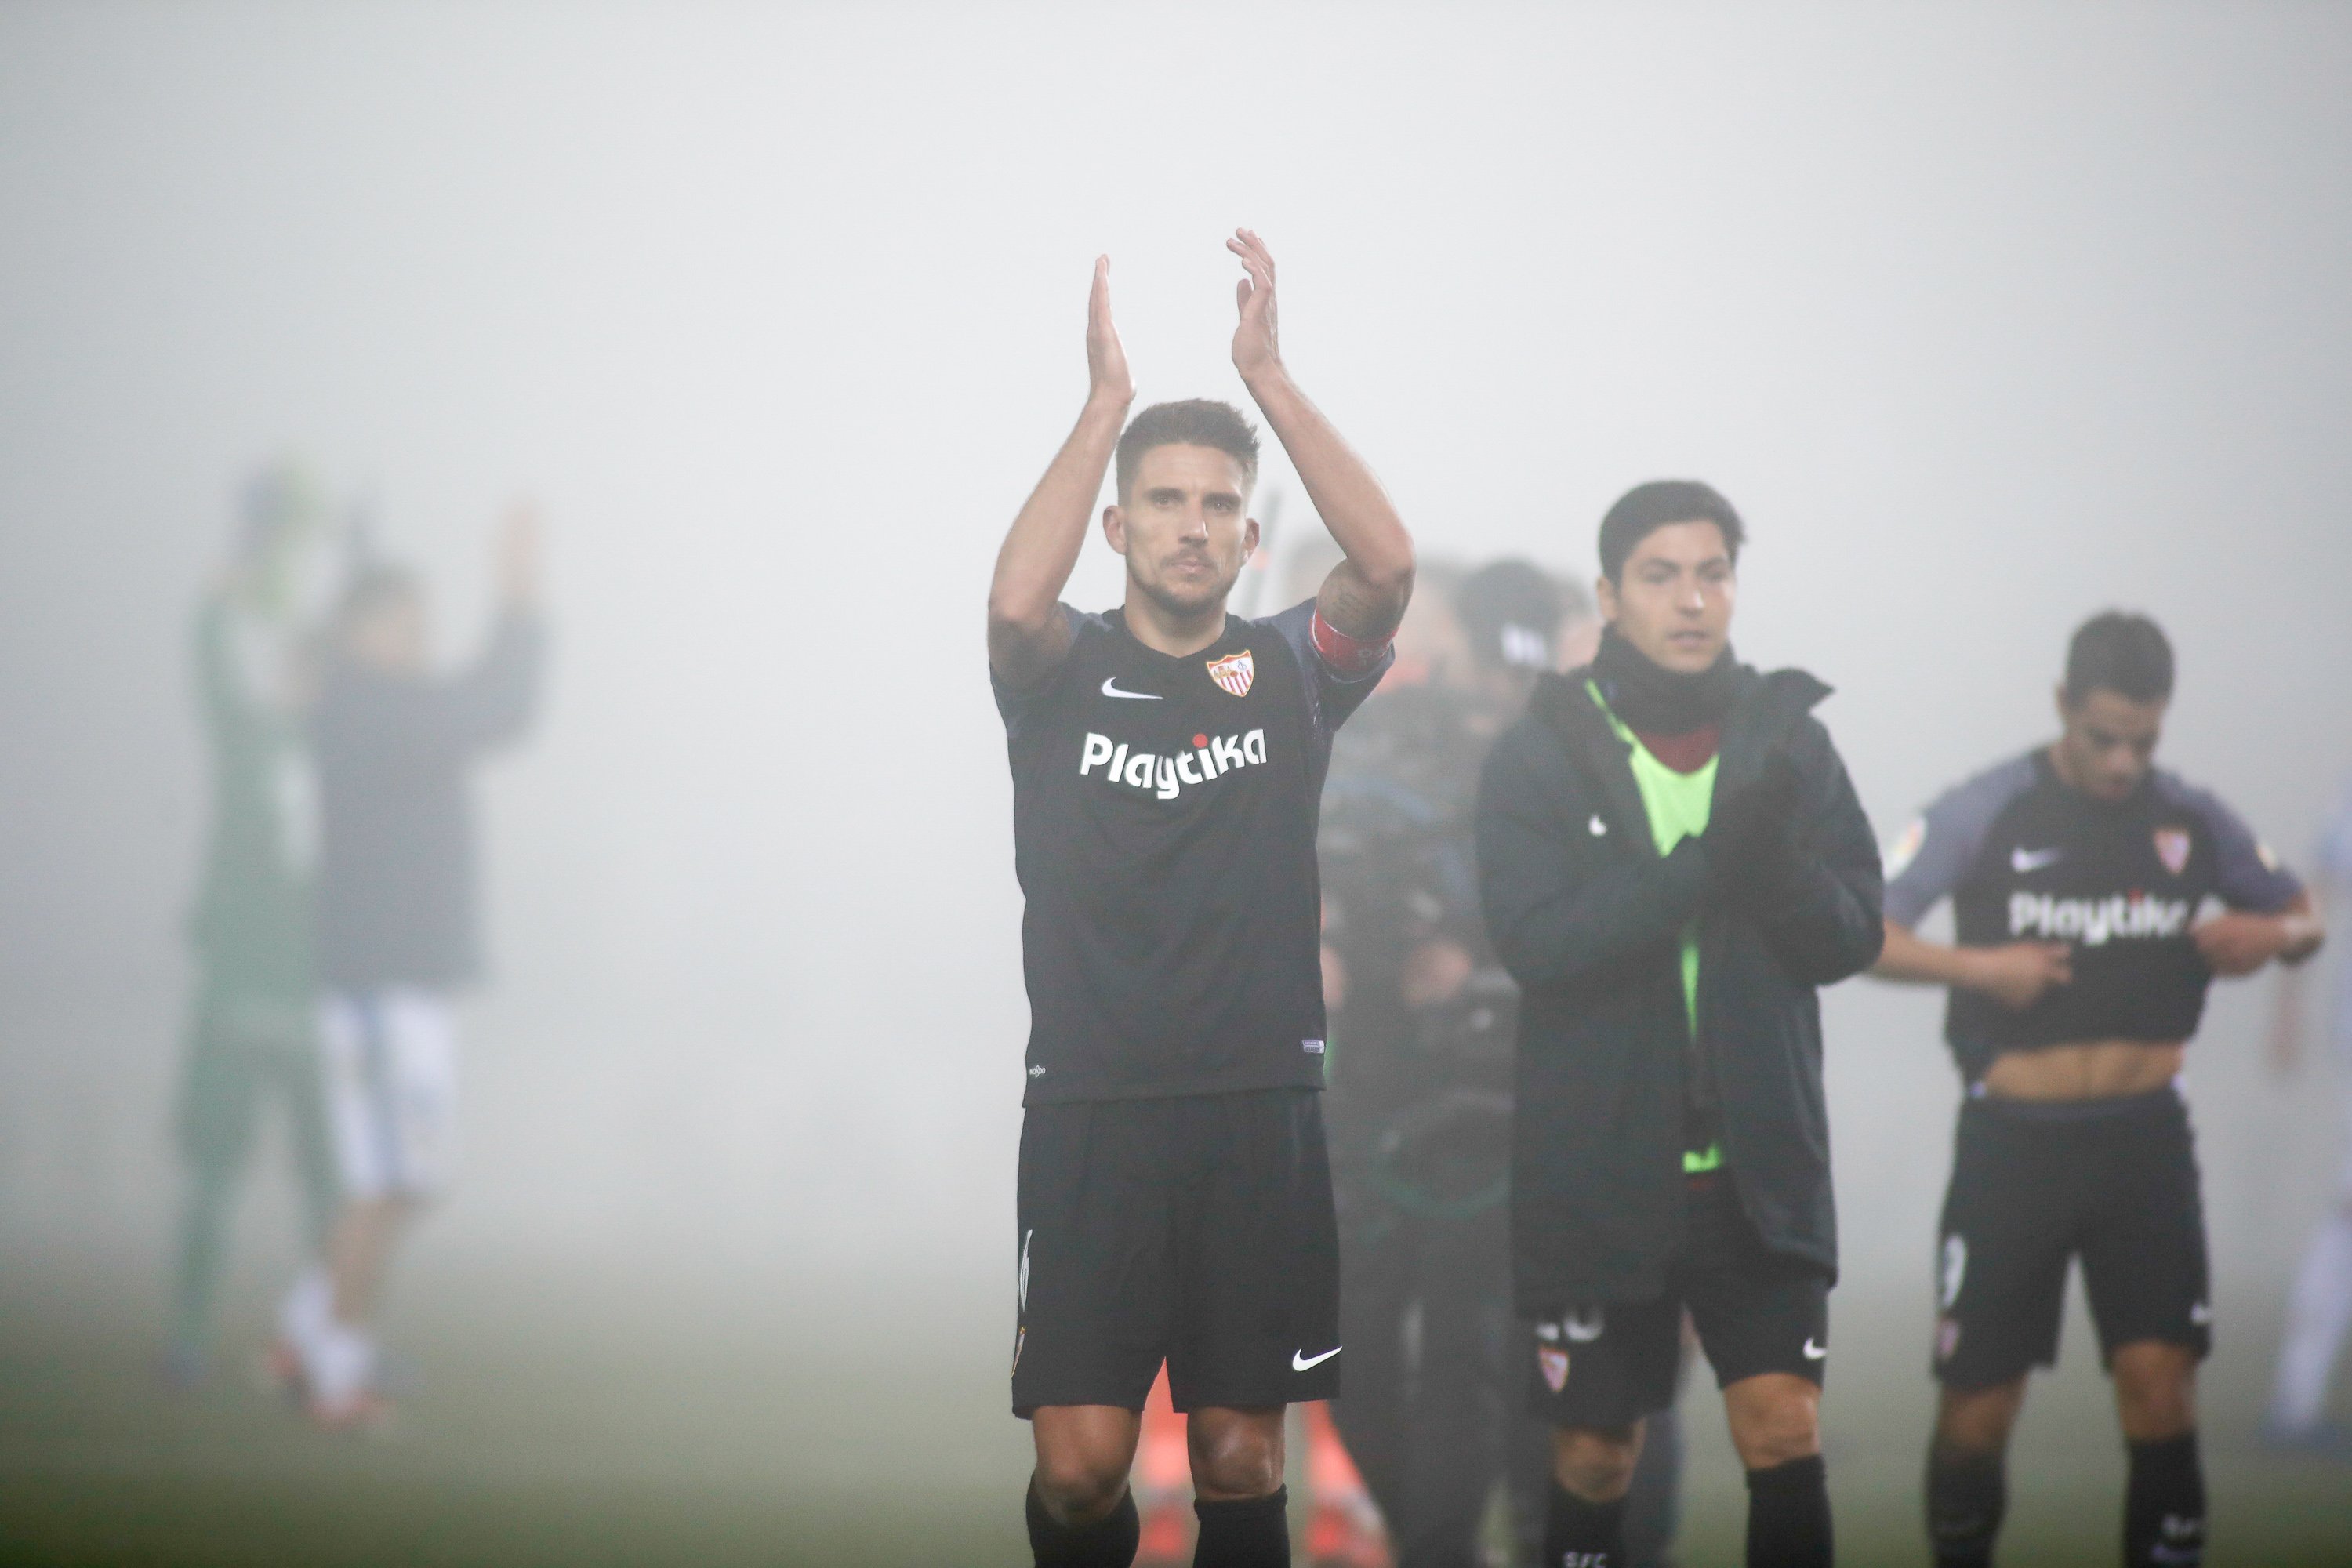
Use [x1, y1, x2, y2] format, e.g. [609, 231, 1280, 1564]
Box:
[994, 599, 1389, 1104]
[1884, 749, 2302, 1080]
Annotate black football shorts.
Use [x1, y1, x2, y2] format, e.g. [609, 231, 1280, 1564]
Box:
[1527, 1174, 1830, 1430]
[1012, 1087, 1342, 1417]
[1931, 1084, 2210, 1389]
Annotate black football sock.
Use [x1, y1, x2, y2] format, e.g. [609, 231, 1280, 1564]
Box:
[1544, 1478, 1628, 1568]
[2123, 1432, 2205, 1568]
[1026, 1477, 1139, 1568]
[1192, 1486, 1288, 1568]
[1745, 1454, 1832, 1568]
[1925, 1450, 2005, 1568]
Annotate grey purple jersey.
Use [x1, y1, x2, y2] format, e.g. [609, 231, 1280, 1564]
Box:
[2316, 779, 2352, 1073]
[1884, 749, 2302, 1081]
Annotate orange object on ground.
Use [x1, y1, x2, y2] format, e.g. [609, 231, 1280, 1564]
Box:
[1301, 1399, 1392, 1568]
[1134, 1364, 1192, 1564]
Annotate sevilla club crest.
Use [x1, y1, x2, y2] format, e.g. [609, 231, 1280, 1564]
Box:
[1538, 1345, 1570, 1394]
[1206, 648, 1255, 697]
[2154, 827, 2191, 877]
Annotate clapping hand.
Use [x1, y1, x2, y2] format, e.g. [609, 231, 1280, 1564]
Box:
[1229, 228, 1282, 384]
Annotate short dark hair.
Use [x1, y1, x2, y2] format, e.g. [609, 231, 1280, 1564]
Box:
[1115, 400, 1260, 503]
[2064, 611, 2173, 705]
[1597, 480, 1744, 582]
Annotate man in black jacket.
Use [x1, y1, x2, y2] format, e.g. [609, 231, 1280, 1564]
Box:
[1476, 482, 1882, 1568]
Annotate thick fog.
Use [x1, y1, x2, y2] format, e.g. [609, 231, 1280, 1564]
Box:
[2, 2, 2350, 1550]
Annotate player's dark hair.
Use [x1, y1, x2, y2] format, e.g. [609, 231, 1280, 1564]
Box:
[1456, 558, 1564, 673]
[335, 563, 422, 633]
[1115, 400, 1260, 503]
[2064, 611, 2173, 705]
[1597, 480, 1744, 582]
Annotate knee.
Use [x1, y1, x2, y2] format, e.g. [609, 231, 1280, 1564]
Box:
[1934, 1380, 2025, 1461]
[1032, 1444, 1131, 1521]
[1726, 1375, 1820, 1471]
[2111, 1344, 2196, 1440]
[1188, 1410, 1285, 1501]
[1552, 1425, 1642, 1501]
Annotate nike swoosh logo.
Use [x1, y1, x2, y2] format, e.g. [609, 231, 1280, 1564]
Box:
[2010, 847, 2063, 873]
[1101, 678, 1160, 700]
[1292, 1346, 1341, 1372]
[1802, 1338, 1828, 1360]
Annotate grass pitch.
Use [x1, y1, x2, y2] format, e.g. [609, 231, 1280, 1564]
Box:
[2, 1252, 2346, 1566]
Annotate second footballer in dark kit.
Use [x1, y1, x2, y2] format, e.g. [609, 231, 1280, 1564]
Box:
[1875, 612, 2323, 1568]
[1478, 483, 1884, 1568]
[988, 234, 1413, 1568]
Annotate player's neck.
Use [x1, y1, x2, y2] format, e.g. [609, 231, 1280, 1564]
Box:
[2044, 740, 2142, 805]
[1121, 585, 1229, 659]
[2045, 740, 2081, 793]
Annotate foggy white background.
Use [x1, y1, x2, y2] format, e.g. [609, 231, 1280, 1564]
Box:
[3, 0, 2350, 1359]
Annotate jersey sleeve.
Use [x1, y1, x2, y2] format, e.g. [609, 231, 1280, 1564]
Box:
[2158, 775, 2304, 913]
[989, 604, 1083, 743]
[1882, 754, 2038, 928]
[1271, 597, 1394, 746]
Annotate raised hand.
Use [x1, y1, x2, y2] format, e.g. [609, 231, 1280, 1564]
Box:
[1087, 256, 1133, 408]
[1229, 228, 1281, 383]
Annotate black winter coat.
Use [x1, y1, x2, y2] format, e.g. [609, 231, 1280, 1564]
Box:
[1475, 664, 1882, 1310]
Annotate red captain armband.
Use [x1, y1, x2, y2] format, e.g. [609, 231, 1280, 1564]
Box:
[1310, 608, 1392, 679]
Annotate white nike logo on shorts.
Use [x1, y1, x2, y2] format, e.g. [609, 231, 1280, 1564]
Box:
[1292, 1346, 1341, 1371]
[1102, 678, 1160, 699]
[2010, 846, 2063, 873]
[1802, 1338, 1828, 1360]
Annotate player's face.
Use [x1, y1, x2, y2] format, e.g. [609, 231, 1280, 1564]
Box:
[2054, 687, 2165, 802]
[1595, 521, 1736, 675]
[347, 594, 430, 676]
[1105, 444, 1259, 620]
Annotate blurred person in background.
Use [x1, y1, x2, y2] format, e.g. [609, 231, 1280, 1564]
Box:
[2263, 774, 2352, 1454]
[273, 504, 547, 1430]
[1873, 612, 2323, 1568]
[1312, 552, 1468, 1568]
[1479, 483, 1882, 1568]
[1551, 579, 1602, 677]
[1323, 559, 1656, 1568]
[989, 235, 1412, 1568]
[166, 462, 343, 1388]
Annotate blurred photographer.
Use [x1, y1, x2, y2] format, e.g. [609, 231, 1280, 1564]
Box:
[1319, 560, 1572, 1567]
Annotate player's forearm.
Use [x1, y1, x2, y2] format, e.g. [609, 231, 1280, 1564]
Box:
[1872, 920, 1982, 988]
[989, 397, 1126, 655]
[2278, 892, 2325, 965]
[1243, 365, 1412, 636]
